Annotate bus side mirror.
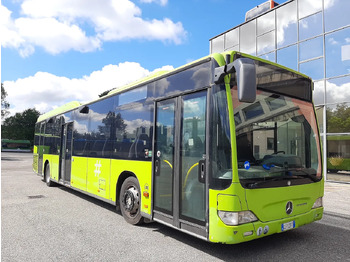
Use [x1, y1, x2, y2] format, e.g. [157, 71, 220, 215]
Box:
[213, 57, 256, 103]
[229, 58, 257, 103]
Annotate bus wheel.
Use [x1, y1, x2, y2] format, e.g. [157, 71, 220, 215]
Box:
[44, 164, 54, 187]
[119, 177, 144, 225]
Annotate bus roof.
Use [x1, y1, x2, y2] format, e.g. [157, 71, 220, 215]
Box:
[37, 101, 82, 123]
[1, 139, 31, 144]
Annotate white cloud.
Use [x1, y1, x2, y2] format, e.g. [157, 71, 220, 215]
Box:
[1, 0, 186, 57]
[326, 80, 350, 104]
[140, 0, 168, 6]
[3, 62, 174, 116]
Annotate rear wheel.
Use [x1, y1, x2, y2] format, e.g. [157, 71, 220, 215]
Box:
[44, 164, 54, 187]
[119, 176, 144, 225]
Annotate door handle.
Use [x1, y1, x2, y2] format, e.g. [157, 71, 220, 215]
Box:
[198, 160, 206, 183]
[155, 159, 160, 176]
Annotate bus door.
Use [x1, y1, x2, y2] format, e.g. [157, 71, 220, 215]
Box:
[59, 122, 73, 183]
[153, 91, 208, 237]
[38, 123, 45, 174]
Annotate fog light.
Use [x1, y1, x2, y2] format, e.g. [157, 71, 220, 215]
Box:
[218, 210, 258, 226]
[312, 197, 323, 209]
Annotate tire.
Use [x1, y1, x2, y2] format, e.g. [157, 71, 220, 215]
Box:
[119, 176, 144, 225]
[44, 164, 54, 187]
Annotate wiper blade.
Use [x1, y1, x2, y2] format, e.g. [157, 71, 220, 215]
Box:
[286, 168, 320, 182]
[246, 175, 292, 189]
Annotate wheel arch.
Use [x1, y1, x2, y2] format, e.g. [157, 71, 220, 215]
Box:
[43, 160, 50, 177]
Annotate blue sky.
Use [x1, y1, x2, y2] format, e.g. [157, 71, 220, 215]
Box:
[1, 0, 275, 115]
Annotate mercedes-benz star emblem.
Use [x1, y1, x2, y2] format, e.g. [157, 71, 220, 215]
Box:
[286, 201, 293, 215]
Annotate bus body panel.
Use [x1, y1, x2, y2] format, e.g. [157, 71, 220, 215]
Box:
[209, 181, 324, 244]
[70, 156, 88, 191]
[86, 158, 111, 199]
[42, 154, 59, 181]
[110, 159, 152, 215]
[245, 181, 324, 222]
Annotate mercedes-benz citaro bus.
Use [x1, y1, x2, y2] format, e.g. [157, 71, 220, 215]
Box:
[33, 51, 323, 244]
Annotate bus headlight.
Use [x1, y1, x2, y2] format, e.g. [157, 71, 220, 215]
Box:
[312, 197, 323, 209]
[218, 210, 258, 226]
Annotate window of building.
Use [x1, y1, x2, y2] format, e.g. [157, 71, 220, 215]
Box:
[299, 57, 324, 80]
[298, 0, 322, 19]
[299, 36, 323, 62]
[324, 0, 350, 32]
[211, 35, 224, 53]
[325, 27, 350, 78]
[325, 75, 350, 104]
[315, 105, 324, 133]
[299, 12, 323, 41]
[259, 51, 276, 63]
[313, 80, 325, 106]
[257, 31, 275, 55]
[276, 0, 297, 48]
[240, 20, 256, 55]
[225, 28, 239, 50]
[277, 44, 297, 71]
[257, 11, 275, 36]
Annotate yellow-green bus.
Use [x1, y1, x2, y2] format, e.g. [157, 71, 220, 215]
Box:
[33, 51, 323, 244]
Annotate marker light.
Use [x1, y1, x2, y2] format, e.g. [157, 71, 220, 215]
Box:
[312, 197, 323, 209]
[218, 210, 258, 226]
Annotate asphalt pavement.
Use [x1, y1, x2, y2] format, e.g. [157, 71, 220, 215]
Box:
[323, 181, 350, 218]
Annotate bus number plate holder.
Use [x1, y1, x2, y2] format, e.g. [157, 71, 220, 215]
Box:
[281, 221, 295, 232]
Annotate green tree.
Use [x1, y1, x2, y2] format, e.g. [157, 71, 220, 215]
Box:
[1, 83, 10, 119]
[326, 103, 350, 133]
[1, 108, 40, 144]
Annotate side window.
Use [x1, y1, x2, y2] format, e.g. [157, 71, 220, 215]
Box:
[210, 85, 232, 189]
[113, 101, 153, 160]
[72, 108, 90, 157]
[88, 97, 115, 158]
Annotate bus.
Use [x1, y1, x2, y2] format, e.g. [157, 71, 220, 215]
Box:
[33, 51, 323, 244]
[2, 139, 32, 152]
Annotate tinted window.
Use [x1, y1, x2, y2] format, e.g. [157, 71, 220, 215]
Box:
[88, 97, 115, 158]
[147, 61, 212, 100]
[113, 101, 153, 160]
[72, 107, 90, 157]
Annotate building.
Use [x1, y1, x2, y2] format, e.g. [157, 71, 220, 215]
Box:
[209, 0, 350, 183]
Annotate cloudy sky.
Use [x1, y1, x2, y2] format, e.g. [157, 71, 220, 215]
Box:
[1, 0, 269, 115]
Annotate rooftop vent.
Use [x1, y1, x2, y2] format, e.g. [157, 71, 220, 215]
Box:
[245, 0, 279, 21]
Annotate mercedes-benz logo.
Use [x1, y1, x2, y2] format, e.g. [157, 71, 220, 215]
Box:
[286, 201, 293, 215]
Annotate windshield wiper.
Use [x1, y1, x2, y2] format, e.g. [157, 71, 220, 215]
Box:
[246, 175, 292, 189]
[285, 168, 320, 182]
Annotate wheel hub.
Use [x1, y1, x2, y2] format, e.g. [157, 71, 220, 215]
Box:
[123, 187, 139, 214]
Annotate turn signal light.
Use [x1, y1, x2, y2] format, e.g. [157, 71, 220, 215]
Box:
[143, 192, 149, 198]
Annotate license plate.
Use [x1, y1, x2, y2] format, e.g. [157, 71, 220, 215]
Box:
[281, 221, 295, 232]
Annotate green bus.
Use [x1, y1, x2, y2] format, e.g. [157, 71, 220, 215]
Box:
[33, 51, 323, 244]
[2, 139, 32, 152]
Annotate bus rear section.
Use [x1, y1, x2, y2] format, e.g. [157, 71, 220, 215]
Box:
[208, 52, 323, 244]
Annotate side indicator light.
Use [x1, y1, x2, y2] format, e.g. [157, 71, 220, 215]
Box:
[243, 231, 253, 236]
[144, 204, 148, 208]
[143, 192, 149, 198]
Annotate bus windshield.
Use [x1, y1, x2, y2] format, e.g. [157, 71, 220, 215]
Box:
[231, 60, 322, 189]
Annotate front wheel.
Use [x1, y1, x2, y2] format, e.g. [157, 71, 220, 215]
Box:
[119, 177, 144, 225]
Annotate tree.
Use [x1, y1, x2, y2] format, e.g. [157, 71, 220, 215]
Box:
[1, 108, 40, 144]
[1, 83, 10, 119]
[326, 103, 350, 133]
